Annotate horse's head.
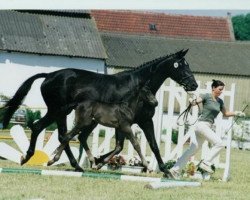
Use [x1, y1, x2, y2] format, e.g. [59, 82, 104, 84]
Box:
[139, 86, 158, 107]
[168, 49, 198, 91]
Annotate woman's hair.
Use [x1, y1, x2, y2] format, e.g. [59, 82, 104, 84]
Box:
[211, 79, 225, 88]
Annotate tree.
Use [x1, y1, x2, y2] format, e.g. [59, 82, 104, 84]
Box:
[232, 13, 250, 41]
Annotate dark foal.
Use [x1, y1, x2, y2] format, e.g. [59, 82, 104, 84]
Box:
[47, 86, 158, 171]
[77, 49, 198, 175]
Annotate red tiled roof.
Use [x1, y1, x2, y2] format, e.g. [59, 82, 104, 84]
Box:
[91, 10, 233, 41]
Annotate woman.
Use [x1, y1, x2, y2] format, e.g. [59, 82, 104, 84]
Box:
[169, 79, 245, 179]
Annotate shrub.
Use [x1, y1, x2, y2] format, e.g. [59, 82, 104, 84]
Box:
[25, 109, 41, 128]
[172, 129, 178, 144]
[46, 122, 57, 131]
[99, 129, 106, 137]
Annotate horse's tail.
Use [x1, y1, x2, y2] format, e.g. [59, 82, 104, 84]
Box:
[2, 73, 48, 128]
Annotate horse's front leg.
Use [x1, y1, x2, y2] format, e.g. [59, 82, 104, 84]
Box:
[95, 131, 126, 169]
[138, 119, 170, 176]
[47, 126, 81, 166]
[121, 125, 152, 172]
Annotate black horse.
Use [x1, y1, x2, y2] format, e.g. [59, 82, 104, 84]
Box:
[2, 51, 170, 171]
[47, 85, 158, 170]
[77, 49, 198, 174]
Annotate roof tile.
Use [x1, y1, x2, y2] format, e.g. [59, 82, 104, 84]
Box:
[91, 10, 232, 41]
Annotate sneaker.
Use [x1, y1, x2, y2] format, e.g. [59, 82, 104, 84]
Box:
[168, 168, 181, 180]
[199, 161, 214, 173]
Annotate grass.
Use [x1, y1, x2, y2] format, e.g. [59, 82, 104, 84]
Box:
[0, 131, 250, 200]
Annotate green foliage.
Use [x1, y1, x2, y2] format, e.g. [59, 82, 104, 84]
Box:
[232, 13, 250, 40]
[25, 109, 41, 128]
[163, 160, 176, 170]
[0, 93, 10, 101]
[46, 122, 57, 131]
[99, 129, 106, 137]
[172, 129, 178, 144]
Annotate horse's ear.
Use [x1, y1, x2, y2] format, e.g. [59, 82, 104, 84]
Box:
[175, 49, 188, 59]
[182, 49, 189, 57]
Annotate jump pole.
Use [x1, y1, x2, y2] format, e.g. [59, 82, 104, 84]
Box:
[0, 167, 201, 189]
[144, 181, 201, 189]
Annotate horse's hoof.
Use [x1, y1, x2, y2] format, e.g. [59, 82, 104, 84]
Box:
[163, 170, 171, 178]
[94, 157, 101, 165]
[96, 163, 103, 170]
[75, 167, 84, 172]
[47, 160, 54, 166]
[142, 167, 148, 173]
[91, 164, 98, 170]
[20, 156, 25, 165]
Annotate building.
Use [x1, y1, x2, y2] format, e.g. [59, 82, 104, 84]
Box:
[0, 10, 107, 108]
[91, 10, 250, 114]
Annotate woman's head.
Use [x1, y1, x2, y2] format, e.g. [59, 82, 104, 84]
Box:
[211, 79, 225, 97]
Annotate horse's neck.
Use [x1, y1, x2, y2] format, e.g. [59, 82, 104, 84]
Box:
[148, 59, 173, 94]
[149, 72, 170, 95]
[132, 66, 155, 86]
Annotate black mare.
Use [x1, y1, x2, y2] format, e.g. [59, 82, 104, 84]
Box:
[47, 85, 158, 170]
[77, 49, 198, 174]
[2, 53, 164, 172]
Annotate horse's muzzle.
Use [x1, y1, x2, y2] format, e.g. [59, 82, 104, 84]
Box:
[185, 82, 198, 91]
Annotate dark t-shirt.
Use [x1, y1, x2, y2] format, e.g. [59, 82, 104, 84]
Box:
[199, 93, 225, 124]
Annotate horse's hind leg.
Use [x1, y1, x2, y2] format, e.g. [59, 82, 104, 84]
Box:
[47, 124, 82, 166]
[21, 112, 53, 165]
[78, 120, 98, 168]
[57, 116, 84, 172]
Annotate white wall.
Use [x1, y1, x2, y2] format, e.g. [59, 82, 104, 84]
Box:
[0, 52, 105, 108]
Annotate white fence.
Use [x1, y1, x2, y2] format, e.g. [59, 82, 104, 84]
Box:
[80, 80, 235, 181]
[2, 80, 236, 181]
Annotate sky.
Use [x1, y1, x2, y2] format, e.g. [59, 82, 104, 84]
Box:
[0, 0, 250, 11]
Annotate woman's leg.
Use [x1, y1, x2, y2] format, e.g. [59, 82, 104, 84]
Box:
[171, 124, 205, 172]
[196, 122, 224, 163]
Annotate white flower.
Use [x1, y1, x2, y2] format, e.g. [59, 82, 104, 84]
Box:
[0, 125, 79, 166]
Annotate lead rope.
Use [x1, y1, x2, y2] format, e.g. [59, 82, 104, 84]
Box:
[177, 93, 200, 126]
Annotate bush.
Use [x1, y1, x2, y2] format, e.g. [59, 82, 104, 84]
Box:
[25, 109, 41, 128]
[46, 122, 57, 131]
[99, 129, 106, 137]
[172, 129, 178, 144]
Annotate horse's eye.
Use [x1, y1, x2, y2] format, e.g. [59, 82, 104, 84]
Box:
[174, 62, 179, 68]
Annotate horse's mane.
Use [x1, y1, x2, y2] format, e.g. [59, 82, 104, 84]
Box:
[128, 52, 176, 73]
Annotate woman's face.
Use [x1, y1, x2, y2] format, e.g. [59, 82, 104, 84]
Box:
[212, 86, 224, 97]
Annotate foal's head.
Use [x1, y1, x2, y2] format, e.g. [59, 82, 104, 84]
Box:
[139, 86, 158, 107]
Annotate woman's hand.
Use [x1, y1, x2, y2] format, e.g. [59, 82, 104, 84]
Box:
[234, 111, 246, 117]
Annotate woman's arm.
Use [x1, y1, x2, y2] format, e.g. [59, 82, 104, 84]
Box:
[189, 96, 203, 106]
[221, 107, 245, 117]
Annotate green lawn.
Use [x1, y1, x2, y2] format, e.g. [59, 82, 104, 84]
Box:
[0, 131, 250, 200]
